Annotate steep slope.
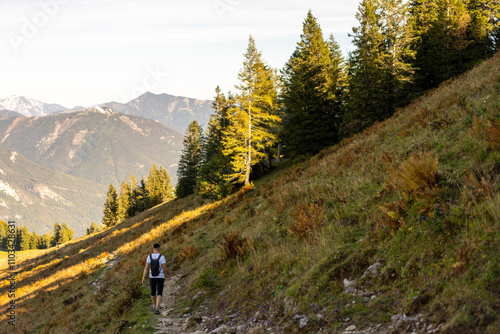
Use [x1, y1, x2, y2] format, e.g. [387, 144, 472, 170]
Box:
[0, 106, 183, 185]
[0, 95, 67, 117]
[104, 92, 213, 132]
[1, 53, 499, 334]
[0, 145, 107, 237]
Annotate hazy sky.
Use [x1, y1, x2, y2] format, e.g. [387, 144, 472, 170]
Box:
[0, 0, 359, 107]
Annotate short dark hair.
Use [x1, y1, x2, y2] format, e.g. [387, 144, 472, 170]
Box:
[153, 243, 160, 249]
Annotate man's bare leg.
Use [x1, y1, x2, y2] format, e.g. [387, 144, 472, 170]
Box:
[151, 295, 156, 308]
[155, 295, 162, 309]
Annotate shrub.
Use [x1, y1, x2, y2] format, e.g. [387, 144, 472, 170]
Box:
[387, 151, 439, 213]
[218, 230, 248, 262]
[179, 245, 198, 261]
[389, 151, 439, 195]
[288, 202, 325, 238]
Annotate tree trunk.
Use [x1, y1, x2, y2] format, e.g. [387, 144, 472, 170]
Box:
[245, 97, 252, 186]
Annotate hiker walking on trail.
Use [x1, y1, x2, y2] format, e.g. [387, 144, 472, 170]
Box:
[142, 243, 171, 314]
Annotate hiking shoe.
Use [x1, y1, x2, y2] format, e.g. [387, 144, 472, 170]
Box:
[154, 308, 160, 314]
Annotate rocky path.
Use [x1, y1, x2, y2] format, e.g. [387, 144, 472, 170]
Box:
[153, 274, 195, 334]
[151, 266, 444, 334]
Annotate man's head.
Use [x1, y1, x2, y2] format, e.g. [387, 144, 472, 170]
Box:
[153, 243, 160, 250]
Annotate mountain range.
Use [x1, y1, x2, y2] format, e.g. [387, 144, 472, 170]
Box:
[0, 92, 214, 133]
[0, 92, 213, 237]
[0, 106, 183, 186]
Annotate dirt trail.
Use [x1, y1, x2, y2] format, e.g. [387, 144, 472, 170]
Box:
[153, 274, 201, 334]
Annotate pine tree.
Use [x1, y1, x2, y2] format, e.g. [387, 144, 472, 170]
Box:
[176, 121, 204, 198]
[223, 36, 280, 185]
[117, 178, 132, 222]
[51, 223, 61, 247]
[342, 0, 414, 137]
[102, 184, 118, 227]
[61, 222, 74, 242]
[0, 221, 7, 250]
[86, 222, 99, 235]
[198, 86, 234, 199]
[281, 11, 345, 156]
[159, 166, 174, 202]
[16, 226, 31, 251]
[30, 231, 41, 249]
[147, 165, 174, 206]
[466, 0, 496, 55]
[40, 233, 52, 249]
[133, 177, 149, 213]
[408, 0, 497, 90]
[128, 174, 140, 217]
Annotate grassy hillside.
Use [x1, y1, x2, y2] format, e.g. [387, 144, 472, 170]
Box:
[1, 52, 499, 333]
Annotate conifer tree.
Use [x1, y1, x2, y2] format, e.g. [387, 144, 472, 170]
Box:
[342, 0, 414, 137]
[30, 231, 41, 249]
[86, 222, 99, 235]
[158, 166, 174, 202]
[128, 174, 139, 216]
[102, 184, 118, 227]
[17, 226, 31, 251]
[176, 121, 204, 198]
[198, 86, 233, 199]
[281, 11, 345, 156]
[0, 221, 7, 250]
[41, 233, 52, 249]
[117, 178, 132, 222]
[61, 222, 74, 242]
[147, 165, 174, 206]
[410, 0, 470, 89]
[223, 36, 280, 185]
[466, 0, 499, 60]
[51, 223, 61, 247]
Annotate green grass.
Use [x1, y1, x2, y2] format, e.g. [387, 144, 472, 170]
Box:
[1, 52, 499, 333]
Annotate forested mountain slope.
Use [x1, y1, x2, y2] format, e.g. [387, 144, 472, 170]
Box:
[1, 52, 499, 333]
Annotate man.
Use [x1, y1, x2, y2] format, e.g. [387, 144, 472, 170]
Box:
[142, 243, 171, 314]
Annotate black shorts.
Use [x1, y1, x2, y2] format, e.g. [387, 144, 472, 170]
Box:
[149, 278, 165, 296]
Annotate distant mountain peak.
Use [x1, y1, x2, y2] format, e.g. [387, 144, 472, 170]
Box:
[103, 91, 213, 133]
[0, 95, 67, 117]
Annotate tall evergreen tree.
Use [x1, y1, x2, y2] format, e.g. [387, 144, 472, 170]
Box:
[29, 231, 41, 250]
[61, 222, 74, 242]
[410, 0, 471, 90]
[158, 166, 174, 202]
[342, 0, 414, 137]
[117, 178, 132, 222]
[198, 86, 234, 199]
[223, 36, 280, 185]
[281, 11, 345, 156]
[466, 0, 500, 57]
[176, 121, 204, 198]
[16, 226, 31, 251]
[0, 221, 7, 250]
[102, 184, 118, 227]
[40, 233, 52, 249]
[147, 164, 174, 206]
[51, 223, 61, 247]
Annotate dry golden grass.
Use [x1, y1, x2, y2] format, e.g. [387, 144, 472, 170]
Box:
[288, 202, 325, 238]
[218, 230, 248, 262]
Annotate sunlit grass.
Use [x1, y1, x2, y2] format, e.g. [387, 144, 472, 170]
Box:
[1, 52, 499, 333]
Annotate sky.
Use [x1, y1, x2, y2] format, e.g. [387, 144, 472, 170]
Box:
[0, 0, 360, 108]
